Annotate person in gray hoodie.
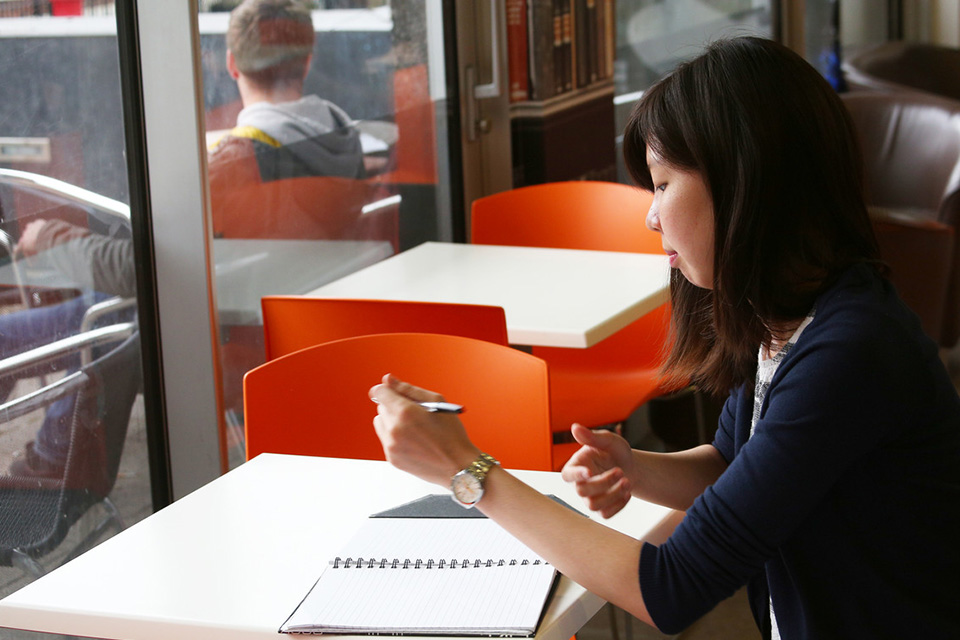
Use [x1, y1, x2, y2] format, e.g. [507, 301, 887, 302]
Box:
[208, 0, 365, 188]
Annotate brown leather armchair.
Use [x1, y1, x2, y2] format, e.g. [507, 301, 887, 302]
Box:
[841, 91, 960, 347]
[843, 41, 960, 101]
[870, 207, 954, 343]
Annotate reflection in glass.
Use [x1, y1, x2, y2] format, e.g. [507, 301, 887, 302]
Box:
[613, 0, 773, 181]
[200, 1, 451, 466]
[0, 3, 151, 604]
[615, 0, 773, 95]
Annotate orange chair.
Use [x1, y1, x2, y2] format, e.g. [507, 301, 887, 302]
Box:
[260, 297, 509, 361]
[211, 175, 400, 252]
[377, 64, 438, 186]
[243, 332, 554, 471]
[471, 181, 678, 466]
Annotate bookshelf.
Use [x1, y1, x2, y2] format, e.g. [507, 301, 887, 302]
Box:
[510, 82, 615, 187]
[507, 0, 617, 187]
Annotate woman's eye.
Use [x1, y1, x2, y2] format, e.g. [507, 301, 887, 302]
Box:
[655, 183, 667, 192]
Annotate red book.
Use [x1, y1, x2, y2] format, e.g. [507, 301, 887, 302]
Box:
[506, 0, 530, 102]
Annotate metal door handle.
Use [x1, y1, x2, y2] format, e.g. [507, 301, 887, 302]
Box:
[473, 0, 501, 100]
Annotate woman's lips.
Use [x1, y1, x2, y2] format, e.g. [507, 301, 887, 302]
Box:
[665, 250, 678, 266]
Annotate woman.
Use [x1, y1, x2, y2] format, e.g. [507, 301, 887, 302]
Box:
[370, 37, 960, 639]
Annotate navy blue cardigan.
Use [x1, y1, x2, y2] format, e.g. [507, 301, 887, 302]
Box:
[638, 264, 960, 638]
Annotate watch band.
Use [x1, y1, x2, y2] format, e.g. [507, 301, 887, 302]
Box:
[467, 452, 498, 481]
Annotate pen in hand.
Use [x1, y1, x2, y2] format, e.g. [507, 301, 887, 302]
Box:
[371, 397, 465, 414]
[419, 402, 465, 414]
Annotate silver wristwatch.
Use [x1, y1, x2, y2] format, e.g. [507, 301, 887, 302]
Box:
[450, 453, 499, 508]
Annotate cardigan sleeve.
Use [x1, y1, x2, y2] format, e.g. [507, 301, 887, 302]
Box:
[711, 388, 741, 464]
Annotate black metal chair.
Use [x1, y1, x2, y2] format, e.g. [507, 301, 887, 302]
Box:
[0, 167, 140, 577]
[0, 322, 139, 578]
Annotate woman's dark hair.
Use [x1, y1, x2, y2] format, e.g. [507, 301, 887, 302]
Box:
[623, 36, 880, 395]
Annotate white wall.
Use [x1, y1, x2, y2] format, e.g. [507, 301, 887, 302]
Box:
[841, 0, 889, 49]
[930, 0, 960, 46]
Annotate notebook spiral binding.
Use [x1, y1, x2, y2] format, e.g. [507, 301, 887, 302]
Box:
[330, 557, 546, 569]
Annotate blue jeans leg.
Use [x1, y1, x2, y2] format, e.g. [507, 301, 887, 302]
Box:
[0, 292, 114, 465]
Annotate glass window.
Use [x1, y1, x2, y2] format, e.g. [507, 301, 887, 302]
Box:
[0, 0, 152, 605]
[613, 0, 774, 180]
[198, 0, 454, 467]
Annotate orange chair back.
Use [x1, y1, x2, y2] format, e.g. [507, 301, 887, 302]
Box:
[471, 181, 659, 254]
[261, 297, 509, 361]
[471, 181, 677, 456]
[378, 64, 438, 185]
[244, 332, 553, 470]
[211, 175, 399, 251]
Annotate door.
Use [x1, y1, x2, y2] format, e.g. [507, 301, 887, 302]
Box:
[457, 0, 514, 219]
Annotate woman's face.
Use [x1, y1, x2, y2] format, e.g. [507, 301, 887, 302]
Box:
[645, 147, 716, 289]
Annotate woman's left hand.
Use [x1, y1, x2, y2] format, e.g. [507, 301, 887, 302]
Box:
[370, 374, 481, 486]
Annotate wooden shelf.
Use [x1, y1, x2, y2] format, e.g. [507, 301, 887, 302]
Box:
[510, 83, 616, 187]
[509, 80, 615, 119]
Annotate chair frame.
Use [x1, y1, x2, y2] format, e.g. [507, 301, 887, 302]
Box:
[0, 321, 138, 578]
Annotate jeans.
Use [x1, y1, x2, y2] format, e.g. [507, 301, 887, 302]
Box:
[0, 291, 115, 464]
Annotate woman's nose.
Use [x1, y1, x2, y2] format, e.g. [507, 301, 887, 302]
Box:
[646, 205, 661, 233]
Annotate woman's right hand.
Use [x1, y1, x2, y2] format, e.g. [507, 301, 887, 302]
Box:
[560, 424, 635, 519]
[370, 374, 480, 487]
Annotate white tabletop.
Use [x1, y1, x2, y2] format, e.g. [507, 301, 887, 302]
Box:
[0, 238, 394, 326]
[0, 454, 672, 640]
[307, 242, 671, 348]
[214, 238, 394, 325]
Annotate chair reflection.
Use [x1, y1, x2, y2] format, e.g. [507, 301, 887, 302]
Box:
[0, 322, 139, 579]
[211, 175, 400, 253]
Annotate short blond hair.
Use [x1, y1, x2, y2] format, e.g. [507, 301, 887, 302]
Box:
[227, 0, 314, 77]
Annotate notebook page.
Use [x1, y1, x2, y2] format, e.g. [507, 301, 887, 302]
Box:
[283, 518, 556, 635]
[296, 560, 555, 633]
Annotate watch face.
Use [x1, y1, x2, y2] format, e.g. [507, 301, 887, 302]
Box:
[451, 470, 483, 507]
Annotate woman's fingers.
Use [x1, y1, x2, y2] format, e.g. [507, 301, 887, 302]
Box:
[369, 375, 480, 486]
[370, 374, 445, 410]
[596, 477, 632, 518]
[563, 463, 631, 519]
[384, 373, 445, 402]
[573, 466, 623, 497]
[583, 474, 631, 519]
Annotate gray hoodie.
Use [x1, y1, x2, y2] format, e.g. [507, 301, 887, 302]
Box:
[229, 95, 365, 181]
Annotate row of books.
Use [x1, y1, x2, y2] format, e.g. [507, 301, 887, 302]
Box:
[507, 0, 616, 103]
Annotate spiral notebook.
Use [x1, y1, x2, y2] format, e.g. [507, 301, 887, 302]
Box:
[280, 496, 559, 636]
